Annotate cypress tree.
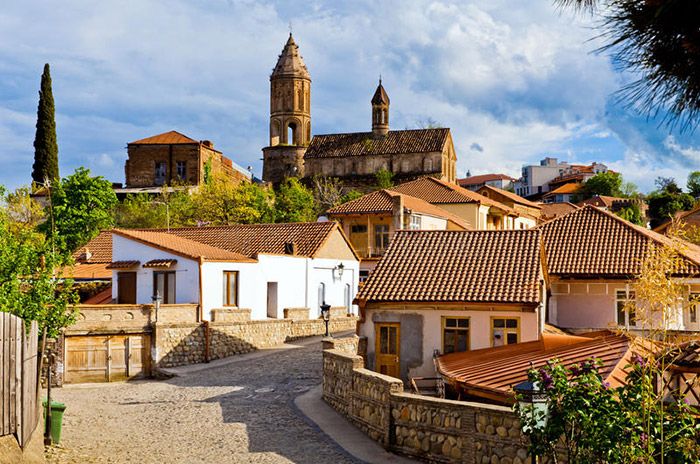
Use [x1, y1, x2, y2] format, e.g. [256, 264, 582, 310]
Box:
[31, 63, 59, 185]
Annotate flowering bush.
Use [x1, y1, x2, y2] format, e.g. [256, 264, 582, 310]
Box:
[515, 357, 699, 463]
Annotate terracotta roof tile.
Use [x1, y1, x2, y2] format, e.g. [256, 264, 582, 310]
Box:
[458, 174, 515, 186]
[327, 189, 471, 229]
[162, 222, 341, 258]
[355, 230, 542, 305]
[113, 229, 253, 262]
[72, 231, 113, 263]
[391, 177, 516, 214]
[539, 205, 700, 276]
[436, 333, 632, 402]
[143, 259, 178, 268]
[477, 185, 542, 209]
[83, 286, 114, 304]
[539, 202, 579, 221]
[304, 128, 450, 159]
[546, 183, 581, 195]
[129, 130, 198, 145]
[106, 260, 140, 269]
[62, 263, 112, 280]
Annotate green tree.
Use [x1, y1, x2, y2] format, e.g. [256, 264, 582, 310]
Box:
[274, 178, 316, 223]
[31, 63, 59, 185]
[0, 188, 78, 337]
[44, 168, 118, 253]
[687, 171, 700, 198]
[578, 172, 623, 200]
[615, 202, 644, 226]
[556, 0, 700, 131]
[339, 189, 363, 204]
[646, 178, 695, 228]
[190, 174, 274, 225]
[375, 168, 394, 190]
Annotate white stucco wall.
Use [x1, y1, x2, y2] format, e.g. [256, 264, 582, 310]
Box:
[111, 235, 200, 305]
[359, 306, 541, 379]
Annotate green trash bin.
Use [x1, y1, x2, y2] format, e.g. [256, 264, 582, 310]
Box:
[42, 400, 66, 444]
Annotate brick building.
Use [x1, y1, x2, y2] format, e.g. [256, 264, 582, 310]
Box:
[125, 130, 249, 188]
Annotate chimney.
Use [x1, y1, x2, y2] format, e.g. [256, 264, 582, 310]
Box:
[201, 140, 213, 148]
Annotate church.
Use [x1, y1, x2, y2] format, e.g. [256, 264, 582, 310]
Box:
[262, 34, 457, 190]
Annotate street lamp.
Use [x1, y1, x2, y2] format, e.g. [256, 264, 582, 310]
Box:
[320, 301, 331, 337]
[514, 379, 548, 463]
[151, 291, 162, 323]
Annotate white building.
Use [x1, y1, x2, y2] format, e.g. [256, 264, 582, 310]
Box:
[108, 222, 359, 321]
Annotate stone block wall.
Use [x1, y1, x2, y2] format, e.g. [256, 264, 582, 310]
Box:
[211, 308, 252, 323]
[154, 316, 358, 368]
[322, 338, 539, 464]
[283, 307, 309, 320]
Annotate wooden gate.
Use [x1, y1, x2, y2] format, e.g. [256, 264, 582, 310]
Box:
[65, 334, 151, 383]
[0, 312, 39, 448]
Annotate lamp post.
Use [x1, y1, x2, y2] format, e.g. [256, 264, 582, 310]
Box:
[320, 302, 331, 337]
[514, 379, 548, 463]
[151, 291, 162, 323]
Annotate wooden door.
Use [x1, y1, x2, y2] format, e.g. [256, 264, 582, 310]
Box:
[117, 272, 137, 304]
[375, 323, 400, 378]
[65, 334, 151, 383]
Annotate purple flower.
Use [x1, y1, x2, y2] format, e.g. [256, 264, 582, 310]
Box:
[602, 381, 610, 389]
[540, 370, 554, 390]
[640, 433, 648, 447]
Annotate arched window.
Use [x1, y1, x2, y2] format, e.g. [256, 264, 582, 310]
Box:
[287, 122, 297, 145]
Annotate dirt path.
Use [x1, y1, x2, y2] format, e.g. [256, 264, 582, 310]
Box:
[46, 339, 360, 464]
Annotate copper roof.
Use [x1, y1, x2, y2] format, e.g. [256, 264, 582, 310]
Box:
[129, 130, 198, 145]
[106, 260, 140, 269]
[539, 202, 579, 221]
[63, 263, 112, 280]
[355, 230, 542, 305]
[83, 286, 113, 304]
[539, 205, 700, 276]
[304, 129, 449, 159]
[477, 185, 542, 209]
[162, 222, 342, 258]
[326, 189, 471, 229]
[436, 333, 633, 403]
[143, 259, 178, 268]
[113, 229, 254, 262]
[458, 174, 515, 186]
[72, 231, 113, 263]
[391, 176, 515, 213]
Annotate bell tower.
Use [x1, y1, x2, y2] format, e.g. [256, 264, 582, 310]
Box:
[262, 34, 311, 184]
[371, 78, 390, 137]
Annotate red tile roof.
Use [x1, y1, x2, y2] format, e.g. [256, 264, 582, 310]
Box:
[355, 230, 542, 306]
[143, 259, 178, 268]
[106, 261, 140, 269]
[477, 185, 541, 209]
[129, 130, 198, 145]
[546, 183, 581, 195]
[457, 174, 515, 186]
[304, 128, 450, 159]
[62, 263, 112, 280]
[539, 202, 579, 221]
[113, 229, 254, 262]
[436, 332, 634, 403]
[391, 176, 516, 213]
[539, 205, 700, 276]
[83, 286, 114, 304]
[326, 189, 471, 229]
[579, 195, 629, 209]
[72, 231, 113, 263]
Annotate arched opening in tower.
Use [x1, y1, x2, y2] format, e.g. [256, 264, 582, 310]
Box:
[287, 122, 297, 145]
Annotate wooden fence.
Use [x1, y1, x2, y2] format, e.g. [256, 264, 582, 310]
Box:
[0, 312, 40, 448]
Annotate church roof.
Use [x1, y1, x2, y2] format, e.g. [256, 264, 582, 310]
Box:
[371, 81, 390, 105]
[129, 130, 198, 145]
[271, 34, 310, 80]
[304, 128, 450, 159]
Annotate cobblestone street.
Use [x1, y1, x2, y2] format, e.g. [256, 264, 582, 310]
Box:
[46, 338, 361, 464]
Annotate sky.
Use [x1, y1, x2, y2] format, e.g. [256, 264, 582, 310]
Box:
[1, 0, 699, 193]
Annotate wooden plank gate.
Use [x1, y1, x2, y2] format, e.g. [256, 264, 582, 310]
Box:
[65, 334, 151, 383]
[0, 312, 39, 448]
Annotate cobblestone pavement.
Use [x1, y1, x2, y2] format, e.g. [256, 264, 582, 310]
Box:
[46, 339, 361, 464]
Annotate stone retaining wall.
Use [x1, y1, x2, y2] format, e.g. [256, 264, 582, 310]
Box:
[155, 315, 358, 368]
[322, 338, 539, 464]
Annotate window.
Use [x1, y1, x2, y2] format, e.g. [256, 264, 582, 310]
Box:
[688, 293, 699, 325]
[492, 318, 519, 347]
[442, 317, 469, 354]
[154, 162, 166, 185]
[153, 271, 176, 304]
[359, 270, 370, 284]
[223, 271, 239, 306]
[350, 225, 367, 234]
[374, 224, 390, 252]
[176, 161, 186, 181]
[409, 215, 421, 230]
[616, 289, 636, 327]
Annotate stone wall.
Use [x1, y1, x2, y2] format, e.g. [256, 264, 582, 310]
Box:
[284, 307, 309, 320]
[154, 315, 358, 368]
[322, 338, 539, 464]
[211, 308, 252, 323]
